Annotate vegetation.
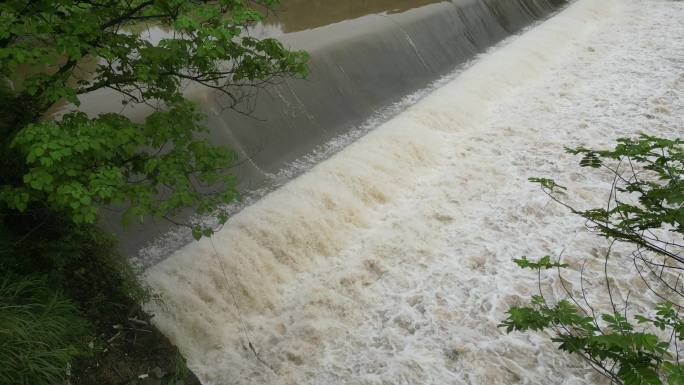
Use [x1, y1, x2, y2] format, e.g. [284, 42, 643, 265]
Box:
[0, 0, 308, 383]
[502, 135, 684, 385]
[0, 275, 89, 385]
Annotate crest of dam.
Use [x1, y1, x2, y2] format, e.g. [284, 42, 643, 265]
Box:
[102, 0, 568, 263]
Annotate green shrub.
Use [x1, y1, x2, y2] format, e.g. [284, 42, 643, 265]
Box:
[0, 274, 91, 385]
[502, 135, 684, 385]
[0, 215, 150, 321]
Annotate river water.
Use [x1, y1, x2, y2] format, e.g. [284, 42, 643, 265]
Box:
[256, 0, 444, 36]
[146, 0, 684, 384]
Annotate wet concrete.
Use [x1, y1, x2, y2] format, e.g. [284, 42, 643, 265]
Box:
[81, 0, 568, 262]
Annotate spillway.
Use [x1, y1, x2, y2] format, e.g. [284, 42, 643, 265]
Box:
[106, 0, 568, 259]
[145, 0, 684, 384]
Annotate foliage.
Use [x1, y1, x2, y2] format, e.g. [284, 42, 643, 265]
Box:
[563, 135, 683, 257]
[501, 135, 684, 385]
[0, 274, 91, 385]
[0, 0, 309, 111]
[0, 0, 309, 383]
[0, 0, 309, 237]
[2, 217, 151, 319]
[4, 102, 238, 229]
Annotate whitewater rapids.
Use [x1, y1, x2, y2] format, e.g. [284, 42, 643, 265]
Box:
[146, 0, 684, 383]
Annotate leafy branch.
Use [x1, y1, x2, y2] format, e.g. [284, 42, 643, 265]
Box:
[0, 0, 310, 239]
[501, 135, 684, 385]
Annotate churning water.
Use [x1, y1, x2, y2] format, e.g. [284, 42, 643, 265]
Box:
[146, 0, 684, 383]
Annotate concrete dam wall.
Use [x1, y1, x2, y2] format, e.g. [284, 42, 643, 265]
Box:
[204, 0, 567, 183]
[108, 0, 568, 262]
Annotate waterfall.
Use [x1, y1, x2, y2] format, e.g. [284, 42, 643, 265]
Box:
[143, 0, 684, 383]
[122, 0, 569, 261]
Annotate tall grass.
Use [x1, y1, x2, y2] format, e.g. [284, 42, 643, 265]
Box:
[0, 274, 90, 385]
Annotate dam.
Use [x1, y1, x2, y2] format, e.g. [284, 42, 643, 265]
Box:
[123, 0, 682, 383]
[92, 0, 569, 260]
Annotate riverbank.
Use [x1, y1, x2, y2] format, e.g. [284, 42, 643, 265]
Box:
[72, 299, 202, 385]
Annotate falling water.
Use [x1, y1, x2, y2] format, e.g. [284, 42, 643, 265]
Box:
[146, 0, 684, 383]
[116, 0, 567, 258]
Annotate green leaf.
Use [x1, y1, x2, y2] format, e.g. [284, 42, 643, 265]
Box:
[513, 256, 568, 270]
[191, 227, 203, 241]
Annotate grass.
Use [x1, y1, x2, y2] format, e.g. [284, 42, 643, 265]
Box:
[0, 216, 200, 385]
[0, 274, 90, 385]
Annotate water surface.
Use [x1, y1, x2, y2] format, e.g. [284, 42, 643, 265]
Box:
[146, 0, 684, 383]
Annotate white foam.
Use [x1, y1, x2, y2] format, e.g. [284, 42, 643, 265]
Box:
[146, 0, 684, 383]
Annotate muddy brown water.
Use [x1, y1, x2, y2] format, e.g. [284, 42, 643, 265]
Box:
[260, 0, 445, 34]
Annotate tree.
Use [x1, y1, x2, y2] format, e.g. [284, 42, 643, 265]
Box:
[0, 0, 309, 238]
[501, 135, 684, 385]
[0, 2, 308, 383]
